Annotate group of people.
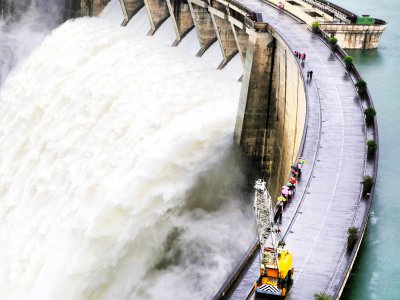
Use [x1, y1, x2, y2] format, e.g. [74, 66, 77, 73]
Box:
[294, 51, 306, 62]
[275, 158, 307, 223]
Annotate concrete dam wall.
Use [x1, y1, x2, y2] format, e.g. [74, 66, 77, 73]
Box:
[234, 29, 307, 199]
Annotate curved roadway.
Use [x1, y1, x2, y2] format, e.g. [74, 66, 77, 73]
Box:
[225, 1, 366, 299]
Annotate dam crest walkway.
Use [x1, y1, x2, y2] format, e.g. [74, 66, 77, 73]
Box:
[220, 1, 367, 299]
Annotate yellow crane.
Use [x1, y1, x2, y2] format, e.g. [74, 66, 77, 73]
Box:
[253, 179, 294, 299]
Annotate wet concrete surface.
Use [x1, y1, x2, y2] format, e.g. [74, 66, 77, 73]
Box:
[225, 1, 366, 299]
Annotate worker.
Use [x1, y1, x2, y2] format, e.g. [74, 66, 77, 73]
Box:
[277, 201, 284, 224]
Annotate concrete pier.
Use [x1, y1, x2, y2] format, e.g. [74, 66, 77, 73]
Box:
[231, 24, 249, 64]
[166, 0, 194, 46]
[209, 4, 238, 69]
[119, 0, 145, 25]
[187, 0, 217, 56]
[144, 0, 170, 35]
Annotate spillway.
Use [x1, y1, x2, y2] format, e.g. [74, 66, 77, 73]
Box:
[0, 1, 254, 299]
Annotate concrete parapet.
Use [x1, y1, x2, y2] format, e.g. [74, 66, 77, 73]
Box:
[166, 0, 195, 46]
[119, 0, 145, 25]
[144, 0, 170, 35]
[187, 0, 217, 56]
[209, 5, 238, 69]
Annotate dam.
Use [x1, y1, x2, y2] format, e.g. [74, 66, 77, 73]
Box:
[0, 0, 382, 299]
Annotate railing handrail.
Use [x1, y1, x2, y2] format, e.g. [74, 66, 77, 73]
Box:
[316, 28, 379, 300]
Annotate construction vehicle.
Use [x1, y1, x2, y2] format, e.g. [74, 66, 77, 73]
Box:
[253, 179, 294, 299]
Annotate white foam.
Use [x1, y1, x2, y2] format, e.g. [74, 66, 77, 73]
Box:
[0, 1, 252, 299]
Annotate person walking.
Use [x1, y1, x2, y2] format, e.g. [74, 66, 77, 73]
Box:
[307, 71, 310, 79]
[301, 52, 306, 62]
[309, 70, 313, 80]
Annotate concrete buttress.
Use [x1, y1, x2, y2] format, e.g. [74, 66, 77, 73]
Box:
[166, 0, 195, 46]
[231, 24, 249, 65]
[119, 0, 145, 25]
[209, 3, 238, 69]
[93, 0, 112, 16]
[234, 31, 275, 169]
[144, 0, 170, 35]
[187, 0, 217, 56]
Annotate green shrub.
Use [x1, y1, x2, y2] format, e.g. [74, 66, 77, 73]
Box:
[329, 37, 338, 45]
[364, 107, 376, 125]
[356, 79, 367, 88]
[311, 21, 320, 33]
[344, 56, 353, 70]
[361, 175, 374, 194]
[314, 293, 332, 300]
[366, 140, 377, 158]
[347, 226, 359, 250]
[311, 21, 320, 29]
[344, 56, 353, 64]
[356, 79, 367, 96]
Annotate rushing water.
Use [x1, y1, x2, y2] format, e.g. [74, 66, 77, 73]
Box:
[329, 1, 400, 299]
[0, 0, 62, 85]
[0, 1, 256, 299]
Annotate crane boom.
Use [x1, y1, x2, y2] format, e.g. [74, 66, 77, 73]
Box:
[253, 179, 293, 299]
[253, 179, 276, 251]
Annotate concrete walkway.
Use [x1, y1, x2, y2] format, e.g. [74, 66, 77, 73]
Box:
[225, 1, 366, 299]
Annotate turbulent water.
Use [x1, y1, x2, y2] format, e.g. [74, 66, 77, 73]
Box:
[0, 1, 255, 299]
[0, 0, 62, 85]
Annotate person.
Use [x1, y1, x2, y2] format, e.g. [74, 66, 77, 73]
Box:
[302, 52, 306, 62]
[291, 166, 299, 179]
[278, 1, 284, 12]
[281, 185, 290, 200]
[277, 201, 284, 224]
[277, 195, 287, 209]
[289, 177, 297, 186]
[309, 70, 313, 80]
[287, 181, 295, 196]
[307, 70, 310, 79]
[298, 158, 306, 176]
[294, 50, 298, 57]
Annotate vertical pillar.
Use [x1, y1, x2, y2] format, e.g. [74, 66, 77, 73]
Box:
[119, 0, 145, 25]
[166, 0, 194, 46]
[209, 3, 238, 69]
[234, 30, 276, 169]
[187, 0, 217, 56]
[231, 24, 249, 65]
[144, 0, 170, 35]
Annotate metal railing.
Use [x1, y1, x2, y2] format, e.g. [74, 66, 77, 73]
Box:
[316, 28, 379, 300]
